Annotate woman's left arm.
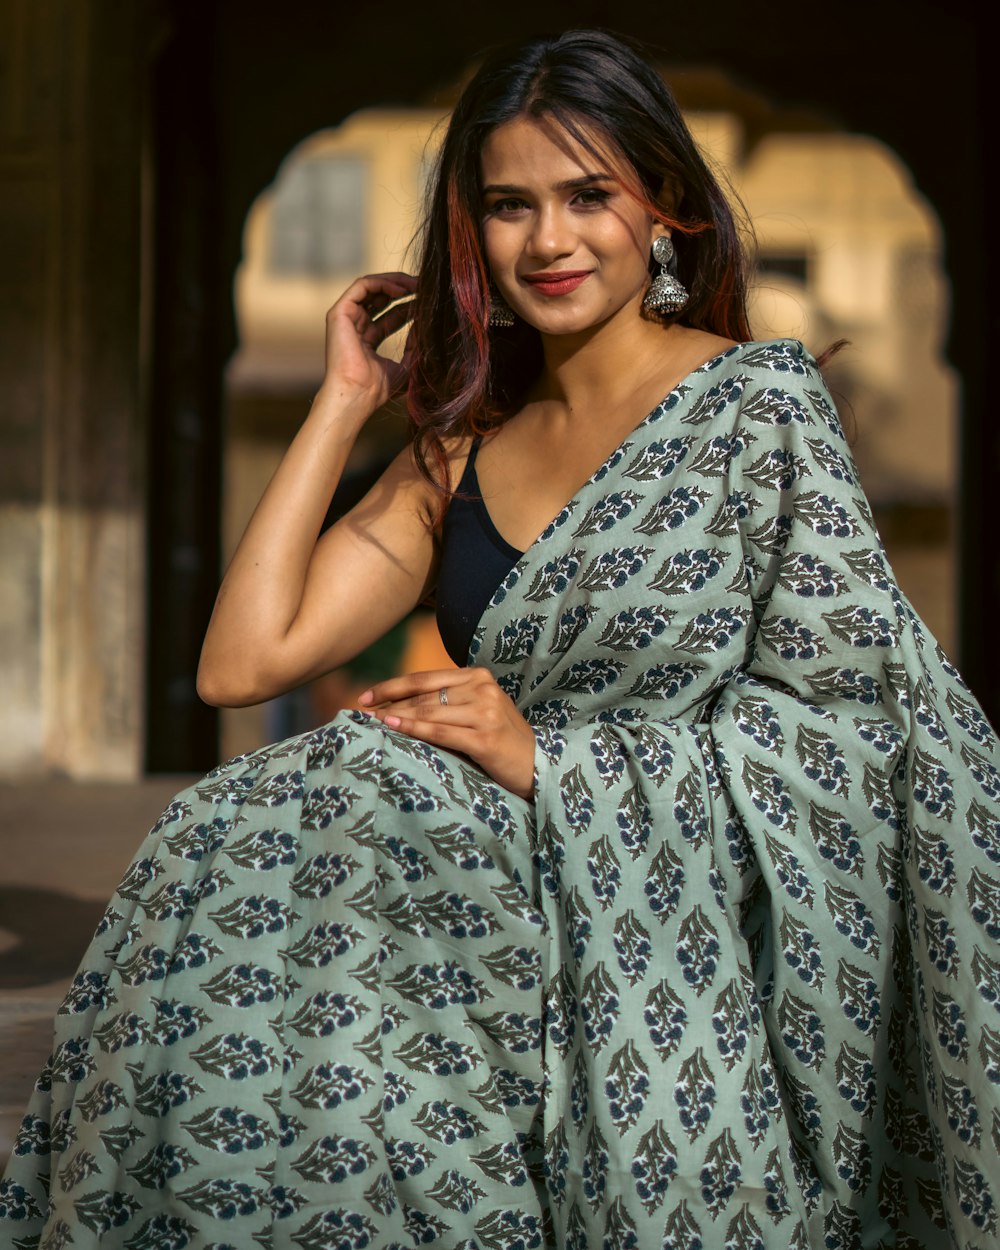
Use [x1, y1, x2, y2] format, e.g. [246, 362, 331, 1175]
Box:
[358, 668, 536, 801]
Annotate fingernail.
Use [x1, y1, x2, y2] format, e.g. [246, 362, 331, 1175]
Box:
[358, 690, 373, 705]
[385, 715, 401, 729]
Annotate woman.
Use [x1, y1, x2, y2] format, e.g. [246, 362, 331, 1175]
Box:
[3, 29, 998, 1250]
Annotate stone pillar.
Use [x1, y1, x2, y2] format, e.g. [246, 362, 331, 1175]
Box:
[0, 0, 149, 778]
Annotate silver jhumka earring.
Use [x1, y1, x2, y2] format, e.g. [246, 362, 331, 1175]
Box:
[488, 285, 515, 328]
[642, 235, 689, 317]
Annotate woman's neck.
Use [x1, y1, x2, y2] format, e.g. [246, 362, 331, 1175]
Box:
[533, 311, 711, 421]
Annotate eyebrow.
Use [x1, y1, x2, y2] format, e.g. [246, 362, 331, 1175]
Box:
[481, 173, 615, 196]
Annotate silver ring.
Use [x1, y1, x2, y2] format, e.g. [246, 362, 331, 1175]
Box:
[438, 687, 449, 706]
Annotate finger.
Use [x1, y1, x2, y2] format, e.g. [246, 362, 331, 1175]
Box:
[361, 291, 393, 317]
[361, 279, 415, 314]
[342, 272, 417, 302]
[367, 687, 471, 717]
[372, 690, 476, 719]
[381, 715, 479, 756]
[361, 297, 416, 348]
[333, 274, 417, 323]
[359, 669, 474, 707]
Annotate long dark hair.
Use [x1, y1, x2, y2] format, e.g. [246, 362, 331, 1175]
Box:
[407, 29, 754, 492]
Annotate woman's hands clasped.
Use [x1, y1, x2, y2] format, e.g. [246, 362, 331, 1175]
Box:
[358, 668, 537, 803]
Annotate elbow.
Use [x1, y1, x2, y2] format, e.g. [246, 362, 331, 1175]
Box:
[195, 664, 236, 708]
[195, 667, 228, 708]
[197, 624, 320, 707]
[196, 653, 270, 708]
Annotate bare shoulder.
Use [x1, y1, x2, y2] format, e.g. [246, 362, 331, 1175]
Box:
[336, 441, 435, 534]
[364, 432, 478, 535]
[634, 329, 737, 405]
[672, 327, 740, 372]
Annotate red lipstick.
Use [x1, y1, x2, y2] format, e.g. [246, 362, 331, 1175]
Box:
[522, 270, 591, 296]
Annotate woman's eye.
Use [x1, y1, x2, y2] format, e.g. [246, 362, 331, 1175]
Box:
[489, 198, 528, 216]
[574, 188, 611, 207]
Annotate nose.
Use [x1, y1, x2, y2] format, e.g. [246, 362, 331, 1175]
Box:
[526, 202, 576, 262]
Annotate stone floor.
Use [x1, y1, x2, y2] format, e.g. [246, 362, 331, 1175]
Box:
[0, 776, 196, 1170]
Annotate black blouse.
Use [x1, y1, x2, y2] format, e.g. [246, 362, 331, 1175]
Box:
[435, 439, 523, 665]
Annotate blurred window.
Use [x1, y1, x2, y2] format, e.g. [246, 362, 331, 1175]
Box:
[269, 154, 368, 276]
[758, 252, 810, 284]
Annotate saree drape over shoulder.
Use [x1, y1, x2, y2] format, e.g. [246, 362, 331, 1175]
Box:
[2, 340, 998, 1250]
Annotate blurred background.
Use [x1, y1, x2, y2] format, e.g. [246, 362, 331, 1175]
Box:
[0, 0, 991, 1168]
[0, 0, 992, 779]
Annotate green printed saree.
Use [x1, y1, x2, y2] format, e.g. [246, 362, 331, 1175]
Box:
[2, 340, 998, 1249]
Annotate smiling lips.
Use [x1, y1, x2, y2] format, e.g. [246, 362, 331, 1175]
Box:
[522, 270, 592, 297]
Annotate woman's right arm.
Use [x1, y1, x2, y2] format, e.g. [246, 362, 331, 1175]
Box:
[196, 271, 438, 708]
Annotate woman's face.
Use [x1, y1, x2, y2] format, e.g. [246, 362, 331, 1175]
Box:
[480, 115, 664, 338]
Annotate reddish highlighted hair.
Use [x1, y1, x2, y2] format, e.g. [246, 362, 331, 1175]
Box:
[407, 30, 755, 494]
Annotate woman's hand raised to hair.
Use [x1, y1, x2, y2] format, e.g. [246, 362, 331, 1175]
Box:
[195, 270, 427, 711]
[358, 668, 537, 802]
[320, 271, 418, 415]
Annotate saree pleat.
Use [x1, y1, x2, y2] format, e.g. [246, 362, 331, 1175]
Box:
[2, 339, 997, 1249]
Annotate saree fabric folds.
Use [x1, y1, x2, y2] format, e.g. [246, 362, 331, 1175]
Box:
[2, 340, 999, 1250]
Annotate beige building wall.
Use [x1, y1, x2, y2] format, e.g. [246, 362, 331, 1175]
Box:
[229, 110, 444, 392]
[737, 131, 954, 499]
